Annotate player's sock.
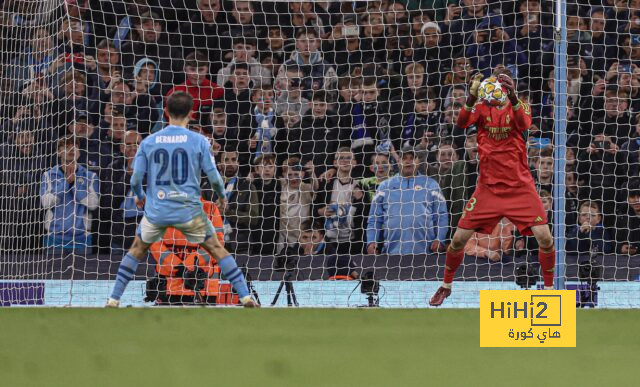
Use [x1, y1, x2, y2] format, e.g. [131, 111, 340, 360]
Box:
[538, 249, 555, 288]
[443, 247, 465, 286]
[218, 255, 250, 298]
[110, 253, 140, 301]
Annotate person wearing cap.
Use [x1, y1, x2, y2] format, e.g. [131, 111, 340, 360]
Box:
[367, 146, 448, 255]
[414, 21, 451, 88]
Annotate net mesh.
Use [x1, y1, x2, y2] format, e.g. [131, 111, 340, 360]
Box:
[0, 0, 638, 307]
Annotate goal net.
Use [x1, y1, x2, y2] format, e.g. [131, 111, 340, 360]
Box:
[0, 0, 638, 308]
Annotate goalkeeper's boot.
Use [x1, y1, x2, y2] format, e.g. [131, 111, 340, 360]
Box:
[105, 298, 120, 308]
[240, 295, 260, 308]
[429, 286, 452, 307]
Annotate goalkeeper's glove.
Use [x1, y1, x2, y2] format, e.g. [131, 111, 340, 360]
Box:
[468, 73, 484, 98]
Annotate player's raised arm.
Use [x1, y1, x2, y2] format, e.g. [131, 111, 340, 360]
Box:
[201, 138, 226, 200]
[499, 74, 532, 131]
[457, 73, 484, 129]
[130, 143, 148, 204]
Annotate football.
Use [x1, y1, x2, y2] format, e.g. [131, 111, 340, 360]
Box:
[477, 76, 508, 106]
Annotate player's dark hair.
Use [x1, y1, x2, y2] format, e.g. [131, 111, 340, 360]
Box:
[167, 92, 193, 119]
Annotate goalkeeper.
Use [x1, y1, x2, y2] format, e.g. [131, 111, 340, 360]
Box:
[429, 69, 555, 306]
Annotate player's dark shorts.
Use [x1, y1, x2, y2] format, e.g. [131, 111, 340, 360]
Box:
[457, 183, 547, 236]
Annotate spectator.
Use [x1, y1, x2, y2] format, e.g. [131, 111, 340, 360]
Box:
[278, 157, 315, 251]
[441, 126, 479, 234]
[443, 0, 497, 50]
[615, 184, 640, 255]
[440, 56, 474, 103]
[276, 27, 338, 99]
[67, 112, 101, 173]
[576, 130, 627, 220]
[414, 21, 451, 87]
[298, 90, 340, 175]
[84, 39, 121, 120]
[0, 131, 47, 250]
[177, 0, 227, 70]
[249, 84, 276, 162]
[464, 218, 516, 262]
[224, 0, 266, 50]
[566, 201, 614, 255]
[40, 136, 99, 251]
[390, 63, 426, 126]
[120, 11, 184, 95]
[216, 36, 271, 88]
[99, 111, 127, 168]
[274, 63, 310, 117]
[97, 130, 142, 254]
[129, 58, 162, 136]
[565, 171, 579, 227]
[428, 140, 459, 181]
[223, 62, 254, 162]
[512, 0, 554, 87]
[533, 147, 554, 193]
[279, 220, 326, 259]
[219, 149, 258, 254]
[250, 154, 280, 256]
[367, 147, 448, 255]
[6, 26, 60, 91]
[327, 14, 374, 77]
[465, 16, 527, 78]
[207, 107, 236, 155]
[165, 51, 223, 119]
[400, 87, 442, 152]
[314, 147, 358, 255]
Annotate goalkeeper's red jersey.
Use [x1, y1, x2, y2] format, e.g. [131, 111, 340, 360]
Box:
[457, 100, 533, 194]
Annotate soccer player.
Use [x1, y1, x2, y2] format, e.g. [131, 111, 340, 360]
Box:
[107, 91, 258, 307]
[429, 69, 555, 306]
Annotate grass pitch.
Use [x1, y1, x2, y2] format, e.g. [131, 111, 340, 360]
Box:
[1, 309, 637, 387]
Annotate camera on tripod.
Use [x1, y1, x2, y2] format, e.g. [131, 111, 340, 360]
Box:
[360, 271, 380, 307]
[271, 250, 299, 306]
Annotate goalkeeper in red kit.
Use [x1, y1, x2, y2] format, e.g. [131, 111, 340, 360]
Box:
[429, 68, 556, 306]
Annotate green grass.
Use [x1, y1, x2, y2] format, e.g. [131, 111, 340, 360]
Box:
[1, 309, 638, 387]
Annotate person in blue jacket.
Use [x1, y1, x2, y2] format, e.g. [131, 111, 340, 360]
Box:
[366, 147, 449, 255]
[40, 136, 99, 251]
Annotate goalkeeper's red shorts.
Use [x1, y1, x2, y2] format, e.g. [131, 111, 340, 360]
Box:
[457, 182, 547, 236]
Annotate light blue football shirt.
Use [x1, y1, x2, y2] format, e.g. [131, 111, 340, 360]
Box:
[132, 125, 222, 225]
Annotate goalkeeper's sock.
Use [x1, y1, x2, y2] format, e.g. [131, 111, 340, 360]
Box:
[538, 249, 555, 288]
[218, 255, 250, 298]
[443, 247, 465, 285]
[110, 253, 140, 301]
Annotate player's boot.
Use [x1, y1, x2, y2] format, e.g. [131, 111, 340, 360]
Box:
[240, 295, 260, 308]
[429, 286, 452, 307]
[105, 298, 120, 308]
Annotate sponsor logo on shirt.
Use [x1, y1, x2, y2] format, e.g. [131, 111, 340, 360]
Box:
[487, 126, 512, 140]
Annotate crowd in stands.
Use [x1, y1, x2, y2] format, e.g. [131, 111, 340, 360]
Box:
[1, 0, 640, 266]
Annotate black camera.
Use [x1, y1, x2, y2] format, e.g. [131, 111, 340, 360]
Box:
[515, 262, 539, 289]
[594, 141, 610, 150]
[273, 254, 298, 272]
